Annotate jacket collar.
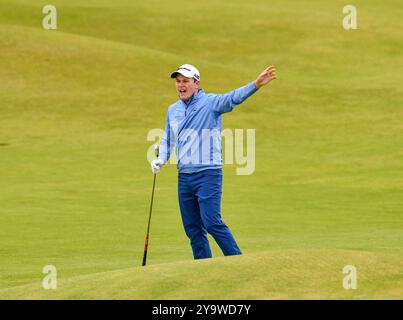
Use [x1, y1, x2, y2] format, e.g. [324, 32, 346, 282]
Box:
[182, 89, 205, 107]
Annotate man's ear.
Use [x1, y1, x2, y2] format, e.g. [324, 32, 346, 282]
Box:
[195, 80, 200, 88]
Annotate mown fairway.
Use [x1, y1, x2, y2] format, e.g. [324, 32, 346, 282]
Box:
[0, 0, 402, 299]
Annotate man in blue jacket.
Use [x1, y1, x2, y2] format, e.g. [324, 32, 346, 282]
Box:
[151, 64, 276, 259]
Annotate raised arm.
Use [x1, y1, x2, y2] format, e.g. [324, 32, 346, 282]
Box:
[211, 65, 276, 114]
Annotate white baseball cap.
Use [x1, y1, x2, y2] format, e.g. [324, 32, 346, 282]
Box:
[170, 64, 200, 81]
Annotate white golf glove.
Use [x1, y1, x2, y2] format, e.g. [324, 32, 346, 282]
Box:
[151, 158, 165, 174]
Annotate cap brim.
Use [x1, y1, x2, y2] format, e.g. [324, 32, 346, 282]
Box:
[170, 70, 193, 79]
[170, 71, 180, 78]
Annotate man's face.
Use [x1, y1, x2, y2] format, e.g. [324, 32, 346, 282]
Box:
[175, 74, 200, 101]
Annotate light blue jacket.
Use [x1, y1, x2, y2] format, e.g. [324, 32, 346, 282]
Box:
[159, 82, 258, 173]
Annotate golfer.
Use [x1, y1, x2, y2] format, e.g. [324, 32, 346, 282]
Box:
[151, 64, 276, 259]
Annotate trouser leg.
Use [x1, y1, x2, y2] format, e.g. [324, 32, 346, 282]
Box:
[178, 174, 212, 259]
[196, 170, 242, 256]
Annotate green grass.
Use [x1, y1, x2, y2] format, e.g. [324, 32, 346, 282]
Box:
[1, 250, 403, 299]
[0, 0, 402, 299]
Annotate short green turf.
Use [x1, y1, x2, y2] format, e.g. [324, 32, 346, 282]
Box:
[0, 0, 402, 299]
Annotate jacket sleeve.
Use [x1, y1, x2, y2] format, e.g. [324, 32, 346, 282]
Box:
[158, 110, 172, 163]
[210, 82, 258, 114]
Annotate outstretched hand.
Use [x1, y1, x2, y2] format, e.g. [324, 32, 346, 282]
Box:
[254, 65, 276, 89]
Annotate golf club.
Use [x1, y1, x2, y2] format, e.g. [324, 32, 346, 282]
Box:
[142, 144, 159, 266]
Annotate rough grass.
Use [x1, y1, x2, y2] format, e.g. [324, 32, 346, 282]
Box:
[1, 249, 402, 299]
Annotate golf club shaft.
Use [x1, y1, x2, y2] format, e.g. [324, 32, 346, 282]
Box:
[142, 172, 157, 266]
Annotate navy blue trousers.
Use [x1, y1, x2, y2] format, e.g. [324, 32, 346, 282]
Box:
[178, 169, 242, 259]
